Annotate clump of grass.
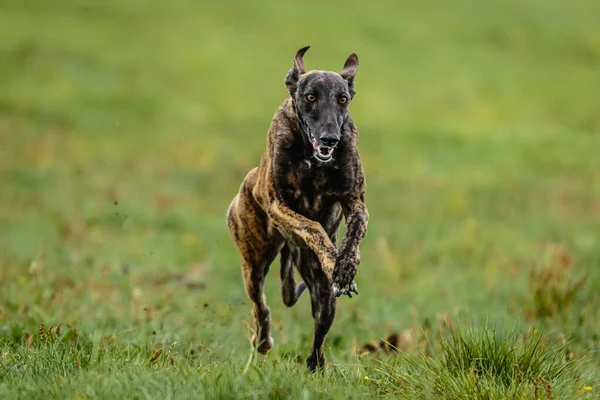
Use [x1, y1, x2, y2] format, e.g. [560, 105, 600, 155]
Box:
[528, 244, 587, 319]
[377, 324, 591, 399]
[0, 323, 98, 376]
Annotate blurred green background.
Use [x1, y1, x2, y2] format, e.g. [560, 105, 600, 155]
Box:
[0, 0, 599, 397]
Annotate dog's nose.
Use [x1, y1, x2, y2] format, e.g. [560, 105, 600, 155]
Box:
[320, 133, 339, 147]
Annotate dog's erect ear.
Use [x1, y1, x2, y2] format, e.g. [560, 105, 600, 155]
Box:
[341, 53, 359, 80]
[285, 46, 310, 94]
[293, 46, 309, 75]
[341, 53, 359, 98]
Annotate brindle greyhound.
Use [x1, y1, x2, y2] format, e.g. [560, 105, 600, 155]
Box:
[226, 46, 368, 371]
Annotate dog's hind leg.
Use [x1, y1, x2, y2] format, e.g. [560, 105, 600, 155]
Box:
[241, 247, 278, 354]
[298, 249, 337, 372]
[280, 244, 307, 307]
[227, 172, 280, 354]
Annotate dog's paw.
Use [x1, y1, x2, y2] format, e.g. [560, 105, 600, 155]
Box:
[332, 279, 358, 298]
[306, 352, 326, 373]
[251, 334, 274, 354]
[332, 251, 359, 298]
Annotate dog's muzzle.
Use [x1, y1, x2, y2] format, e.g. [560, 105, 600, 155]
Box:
[308, 133, 337, 162]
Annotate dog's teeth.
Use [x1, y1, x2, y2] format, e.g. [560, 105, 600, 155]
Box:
[318, 147, 333, 158]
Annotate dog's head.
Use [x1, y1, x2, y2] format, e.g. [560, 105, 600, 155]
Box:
[284, 46, 359, 163]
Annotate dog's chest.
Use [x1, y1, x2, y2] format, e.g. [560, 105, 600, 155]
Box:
[286, 160, 345, 217]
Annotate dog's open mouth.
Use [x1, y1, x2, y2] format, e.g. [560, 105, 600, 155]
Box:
[308, 134, 335, 162]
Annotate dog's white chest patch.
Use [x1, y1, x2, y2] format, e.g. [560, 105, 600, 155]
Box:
[304, 159, 312, 169]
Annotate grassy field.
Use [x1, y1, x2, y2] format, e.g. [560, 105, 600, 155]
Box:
[1, 0, 599, 398]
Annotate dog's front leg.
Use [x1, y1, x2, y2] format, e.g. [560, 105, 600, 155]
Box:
[268, 199, 337, 279]
[333, 198, 369, 297]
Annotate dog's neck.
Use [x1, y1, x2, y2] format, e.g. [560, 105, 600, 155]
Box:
[282, 97, 314, 160]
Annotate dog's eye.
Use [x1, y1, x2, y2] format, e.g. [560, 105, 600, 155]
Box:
[306, 94, 316, 102]
[339, 96, 348, 104]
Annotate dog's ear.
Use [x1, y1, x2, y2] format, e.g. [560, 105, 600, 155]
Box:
[285, 46, 310, 94]
[341, 53, 359, 98]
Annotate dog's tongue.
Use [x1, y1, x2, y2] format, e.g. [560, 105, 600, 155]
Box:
[312, 141, 319, 151]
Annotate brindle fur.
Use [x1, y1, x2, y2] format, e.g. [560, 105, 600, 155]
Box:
[226, 46, 369, 372]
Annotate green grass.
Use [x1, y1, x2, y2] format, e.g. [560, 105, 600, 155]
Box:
[379, 324, 592, 399]
[1, 0, 599, 398]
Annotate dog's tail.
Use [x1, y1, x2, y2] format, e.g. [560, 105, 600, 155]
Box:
[280, 244, 307, 307]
